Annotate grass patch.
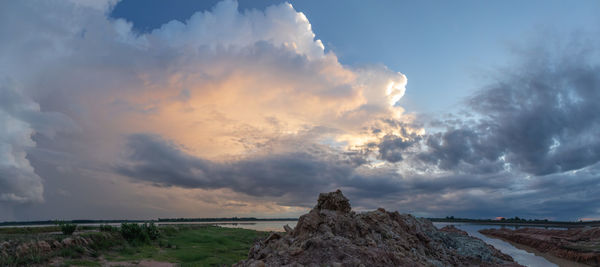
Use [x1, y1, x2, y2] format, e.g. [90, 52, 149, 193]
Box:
[1, 224, 267, 266]
[62, 259, 102, 266]
[0, 226, 60, 235]
[106, 225, 268, 266]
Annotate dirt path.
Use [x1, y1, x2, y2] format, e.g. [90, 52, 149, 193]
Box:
[103, 259, 176, 267]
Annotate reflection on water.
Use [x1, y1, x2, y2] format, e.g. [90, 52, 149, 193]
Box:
[215, 221, 297, 232]
[433, 222, 558, 267]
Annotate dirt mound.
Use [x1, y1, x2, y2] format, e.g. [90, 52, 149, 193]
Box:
[235, 190, 521, 267]
[480, 227, 600, 266]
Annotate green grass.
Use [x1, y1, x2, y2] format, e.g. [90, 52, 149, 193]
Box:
[0, 224, 267, 266]
[0, 226, 60, 235]
[62, 259, 102, 266]
[105, 225, 268, 266]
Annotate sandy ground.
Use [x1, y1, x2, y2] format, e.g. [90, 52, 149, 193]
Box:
[46, 256, 176, 267]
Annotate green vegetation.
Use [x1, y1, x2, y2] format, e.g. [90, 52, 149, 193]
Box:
[120, 222, 160, 245]
[0, 231, 123, 266]
[106, 225, 268, 266]
[58, 221, 77, 235]
[0, 224, 268, 266]
[0, 226, 60, 235]
[62, 259, 101, 266]
[99, 224, 116, 232]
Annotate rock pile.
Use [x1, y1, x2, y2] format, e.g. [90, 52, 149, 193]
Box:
[236, 190, 522, 267]
[0, 232, 114, 260]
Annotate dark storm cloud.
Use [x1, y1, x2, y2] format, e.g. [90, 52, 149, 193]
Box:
[117, 132, 600, 219]
[116, 134, 520, 211]
[358, 39, 600, 219]
[377, 130, 421, 163]
[418, 127, 504, 174]
[117, 134, 356, 201]
[473, 164, 600, 219]
[465, 49, 600, 175]
[386, 41, 600, 176]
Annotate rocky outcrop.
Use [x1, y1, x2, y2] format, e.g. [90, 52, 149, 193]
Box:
[236, 190, 522, 267]
[0, 232, 116, 261]
[480, 227, 600, 266]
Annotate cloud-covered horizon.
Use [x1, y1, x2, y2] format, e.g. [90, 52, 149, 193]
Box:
[0, 0, 599, 221]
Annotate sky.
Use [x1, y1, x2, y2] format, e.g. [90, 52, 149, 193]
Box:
[0, 0, 599, 222]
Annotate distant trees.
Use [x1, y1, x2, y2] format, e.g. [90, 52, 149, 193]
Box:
[434, 216, 554, 224]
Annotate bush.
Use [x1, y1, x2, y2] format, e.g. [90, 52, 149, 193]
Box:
[120, 222, 160, 244]
[120, 223, 148, 244]
[58, 222, 77, 235]
[99, 224, 116, 232]
[142, 222, 160, 240]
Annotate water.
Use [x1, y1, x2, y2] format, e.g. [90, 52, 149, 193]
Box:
[433, 222, 559, 267]
[210, 220, 297, 232]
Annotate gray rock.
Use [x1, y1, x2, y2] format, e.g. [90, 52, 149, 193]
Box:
[235, 190, 522, 267]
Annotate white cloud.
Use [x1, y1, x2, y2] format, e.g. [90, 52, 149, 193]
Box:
[0, 81, 73, 203]
[0, 0, 416, 217]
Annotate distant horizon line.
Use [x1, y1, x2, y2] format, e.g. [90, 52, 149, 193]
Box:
[3, 216, 600, 227]
[0, 217, 300, 226]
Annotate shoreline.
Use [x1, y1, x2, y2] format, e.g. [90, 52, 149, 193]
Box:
[430, 220, 599, 229]
[481, 233, 591, 267]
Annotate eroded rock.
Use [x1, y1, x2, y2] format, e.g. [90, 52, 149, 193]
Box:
[315, 189, 351, 213]
[235, 190, 522, 267]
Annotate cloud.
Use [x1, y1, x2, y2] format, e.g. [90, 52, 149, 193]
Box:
[383, 36, 600, 177]
[465, 44, 600, 175]
[0, 81, 74, 203]
[1, 0, 598, 221]
[0, 0, 415, 219]
[117, 133, 365, 207]
[115, 133, 519, 215]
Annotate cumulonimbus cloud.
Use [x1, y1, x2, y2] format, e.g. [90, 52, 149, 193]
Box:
[0, 81, 74, 203]
[1, 0, 599, 221]
[0, 0, 413, 210]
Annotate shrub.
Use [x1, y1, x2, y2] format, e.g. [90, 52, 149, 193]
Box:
[120, 223, 148, 244]
[58, 222, 77, 235]
[142, 222, 160, 240]
[99, 224, 116, 232]
[120, 222, 161, 245]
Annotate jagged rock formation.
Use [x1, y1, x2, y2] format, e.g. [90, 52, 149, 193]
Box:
[480, 227, 600, 266]
[236, 190, 522, 267]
